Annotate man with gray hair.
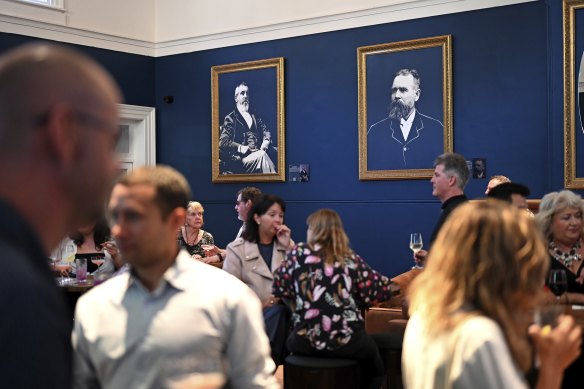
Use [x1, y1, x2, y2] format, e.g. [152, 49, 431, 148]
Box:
[0, 43, 122, 387]
[414, 153, 469, 266]
[367, 69, 444, 169]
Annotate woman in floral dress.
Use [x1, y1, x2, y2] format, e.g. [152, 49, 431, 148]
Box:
[273, 209, 398, 389]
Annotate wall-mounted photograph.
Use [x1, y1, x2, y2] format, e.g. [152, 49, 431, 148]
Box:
[211, 57, 285, 183]
[358, 35, 453, 180]
[564, 0, 584, 188]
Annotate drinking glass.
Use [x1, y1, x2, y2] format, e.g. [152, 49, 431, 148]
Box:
[76, 257, 88, 283]
[548, 269, 568, 303]
[410, 233, 424, 269]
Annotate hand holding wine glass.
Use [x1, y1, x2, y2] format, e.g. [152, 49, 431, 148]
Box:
[410, 233, 424, 269]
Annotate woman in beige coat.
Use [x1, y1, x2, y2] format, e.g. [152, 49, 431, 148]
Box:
[224, 194, 292, 365]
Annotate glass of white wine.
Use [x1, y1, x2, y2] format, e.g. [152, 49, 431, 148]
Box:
[410, 233, 424, 269]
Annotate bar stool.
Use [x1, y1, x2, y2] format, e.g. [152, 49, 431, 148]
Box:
[284, 355, 360, 389]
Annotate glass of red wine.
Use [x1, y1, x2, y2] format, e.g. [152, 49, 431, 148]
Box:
[548, 269, 568, 303]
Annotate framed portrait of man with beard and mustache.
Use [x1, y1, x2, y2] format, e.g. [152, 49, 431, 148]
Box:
[211, 58, 285, 183]
[358, 36, 453, 180]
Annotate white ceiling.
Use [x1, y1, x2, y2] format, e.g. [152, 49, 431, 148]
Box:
[0, 0, 536, 57]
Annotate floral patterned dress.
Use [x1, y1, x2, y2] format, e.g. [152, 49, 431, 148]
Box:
[177, 229, 214, 258]
[272, 243, 394, 351]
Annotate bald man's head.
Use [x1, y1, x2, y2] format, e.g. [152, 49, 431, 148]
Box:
[0, 43, 122, 154]
[0, 43, 123, 231]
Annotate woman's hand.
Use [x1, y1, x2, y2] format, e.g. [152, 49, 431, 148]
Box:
[276, 224, 291, 248]
[192, 254, 203, 260]
[200, 254, 220, 264]
[529, 314, 582, 373]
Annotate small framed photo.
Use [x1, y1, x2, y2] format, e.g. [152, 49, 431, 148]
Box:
[358, 35, 453, 180]
[211, 58, 285, 183]
[472, 158, 487, 179]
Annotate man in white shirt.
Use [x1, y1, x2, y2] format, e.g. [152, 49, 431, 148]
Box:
[367, 69, 444, 169]
[72, 166, 278, 389]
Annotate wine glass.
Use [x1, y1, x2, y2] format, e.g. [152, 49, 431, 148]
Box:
[410, 233, 424, 269]
[548, 269, 568, 303]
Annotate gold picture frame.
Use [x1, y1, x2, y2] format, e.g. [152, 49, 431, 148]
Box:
[211, 57, 285, 183]
[358, 35, 453, 180]
[564, 0, 584, 188]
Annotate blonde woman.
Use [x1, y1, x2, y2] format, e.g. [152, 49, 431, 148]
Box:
[273, 209, 398, 389]
[177, 201, 219, 263]
[403, 201, 581, 389]
[535, 190, 584, 304]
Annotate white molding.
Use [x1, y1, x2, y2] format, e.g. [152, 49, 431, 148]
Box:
[118, 104, 156, 166]
[0, 0, 536, 57]
[0, 14, 156, 56]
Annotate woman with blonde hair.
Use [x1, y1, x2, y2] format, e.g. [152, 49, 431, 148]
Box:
[535, 190, 584, 304]
[177, 201, 219, 263]
[403, 201, 581, 389]
[273, 209, 398, 389]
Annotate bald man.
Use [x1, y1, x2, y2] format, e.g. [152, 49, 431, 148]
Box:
[0, 43, 121, 388]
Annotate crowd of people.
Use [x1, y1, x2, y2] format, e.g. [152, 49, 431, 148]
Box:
[1, 41, 583, 389]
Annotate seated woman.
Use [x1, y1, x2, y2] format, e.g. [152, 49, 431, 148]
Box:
[223, 194, 293, 365]
[535, 190, 584, 303]
[404, 201, 581, 389]
[51, 217, 121, 276]
[177, 201, 221, 264]
[272, 209, 398, 389]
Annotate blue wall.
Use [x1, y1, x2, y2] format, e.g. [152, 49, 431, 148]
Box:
[154, 1, 555, 276]
[0, 0, 573, 277]
[0, 34, 156, 107]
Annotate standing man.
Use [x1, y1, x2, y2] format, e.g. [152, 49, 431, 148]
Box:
[235, 186, 262, 239]
[367, 69, 444, 170]
[414, 153, 469, 266]
[73, 166, 277, 388]
[0, 43, 121, 388]
[219, 82, 277, 174]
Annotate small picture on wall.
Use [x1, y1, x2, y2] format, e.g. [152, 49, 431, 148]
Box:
[472, 158, 487, 179]
[211, 58, 285, 183]
[358, 35, 453, 180]
[289, 164, 310, 182]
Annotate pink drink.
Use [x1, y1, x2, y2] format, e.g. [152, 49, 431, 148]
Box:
[91, 259, 105, 266]
[76, 258, 88, 282]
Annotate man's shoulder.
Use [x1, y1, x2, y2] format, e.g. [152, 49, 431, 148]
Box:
[367, 116, 392, 134]
[416, 111, 444, 128]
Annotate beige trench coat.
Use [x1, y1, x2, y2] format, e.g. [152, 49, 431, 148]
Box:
[223, 238, 288, 303]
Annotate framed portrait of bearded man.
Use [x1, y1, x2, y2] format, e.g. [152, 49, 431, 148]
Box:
[211, 57, 285, 183]
[358, 35, 453, 180]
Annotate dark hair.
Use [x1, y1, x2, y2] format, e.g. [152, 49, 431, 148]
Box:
[117, 165, 191, 219]
[237, 186, 262, 203]
[487, 182, 530, 203]
[69, 217, 110, 250]
[242, 194, 286, 243]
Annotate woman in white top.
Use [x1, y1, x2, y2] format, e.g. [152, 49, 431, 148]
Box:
[403, 201, 581, 389]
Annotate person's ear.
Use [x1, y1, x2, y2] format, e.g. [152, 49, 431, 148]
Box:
[168, 207, 186, 232]
[448, 174, 457, 187]
[414, 88, 421, 102]
[253, 213, 261, 225]
[245, 200, 253, 210]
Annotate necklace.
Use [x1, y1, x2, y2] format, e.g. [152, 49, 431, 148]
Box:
[549, 240, 582, 268]
[184, 225, 199, 246]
